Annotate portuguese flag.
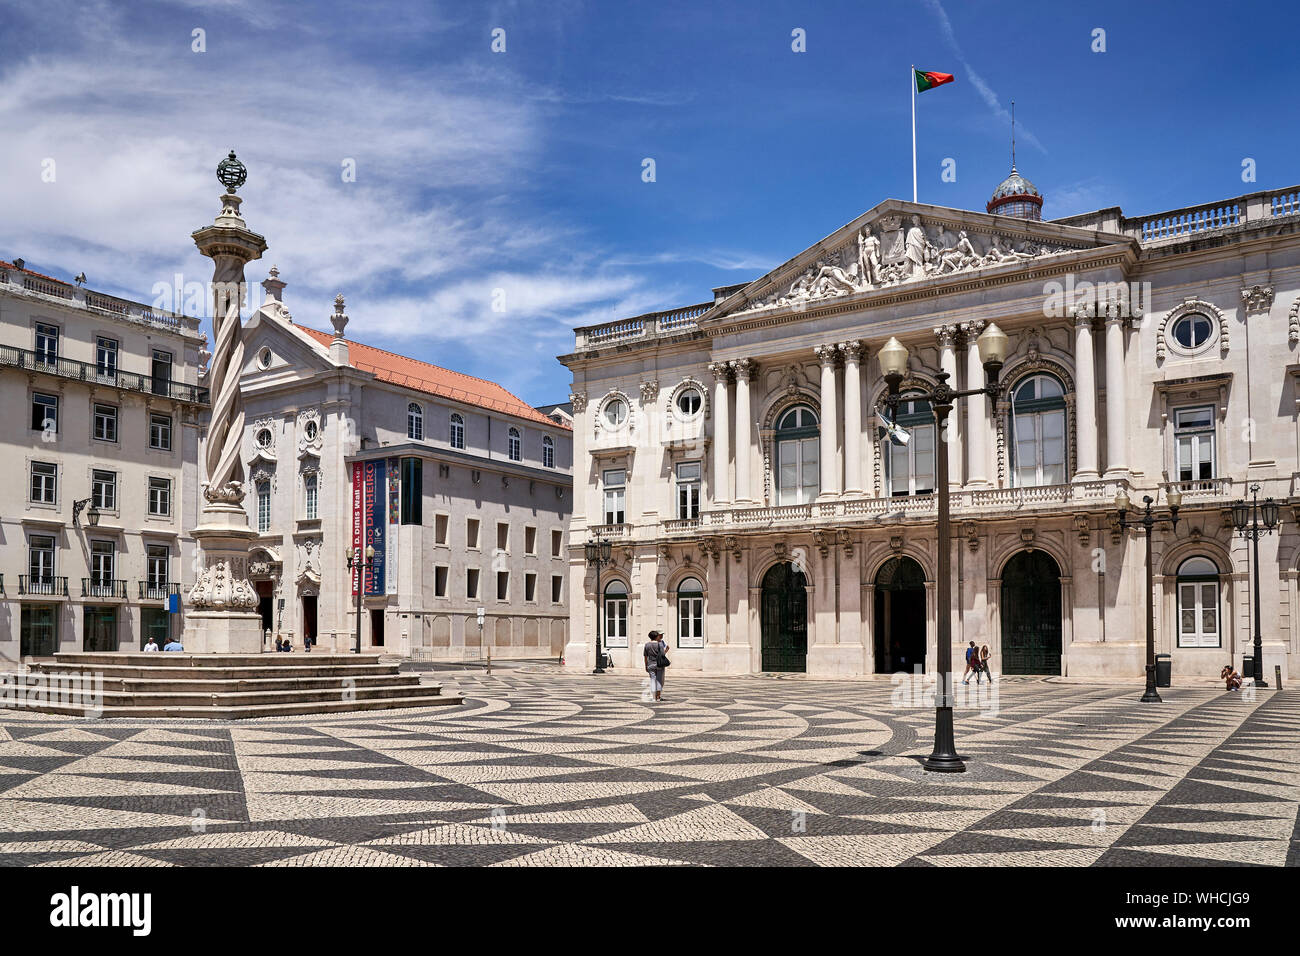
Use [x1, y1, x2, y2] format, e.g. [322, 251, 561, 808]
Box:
[914, 69, 955, 93]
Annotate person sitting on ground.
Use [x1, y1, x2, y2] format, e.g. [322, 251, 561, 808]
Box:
[163, 637, 184, 652]
[1221, 664, 1242, 692]
[274, 637, 283, 652]
[143, 638, 159, 652]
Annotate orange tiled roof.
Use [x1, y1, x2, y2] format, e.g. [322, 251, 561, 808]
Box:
[1, 259, 65, 283]
[297, 326, 570, 431]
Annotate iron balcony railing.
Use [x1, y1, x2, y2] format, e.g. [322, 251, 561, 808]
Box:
[138, 581, 181, 601]
[82, 578, 127, 599]
[0, 344, 208, 404]
[19, 575, 68, 596]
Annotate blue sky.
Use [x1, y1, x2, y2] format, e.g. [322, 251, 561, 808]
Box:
[2, 0, 1297, 405]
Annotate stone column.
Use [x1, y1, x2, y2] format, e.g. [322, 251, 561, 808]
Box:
[936, 325, 960, 489]
[1104, 314, 1129, 477]
[187, 153, 268, 653]
[709, 362, 731, 504]
[1073, 312, 1100, 481]
[815, 345, 840, 497]
[731, 358, 755, 503]
[841, 342, 863, 495]
[963, 320, 988, 487]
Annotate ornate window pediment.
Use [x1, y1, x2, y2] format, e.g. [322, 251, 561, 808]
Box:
[297, 408, 323, 459]
[250, 416, 278, 465]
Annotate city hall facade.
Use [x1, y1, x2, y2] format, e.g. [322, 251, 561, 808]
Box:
[561, 171, 1300, 679]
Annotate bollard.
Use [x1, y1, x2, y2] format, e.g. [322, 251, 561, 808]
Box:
[486, 649, 491, 675]
[1276, 665, 1283, 691]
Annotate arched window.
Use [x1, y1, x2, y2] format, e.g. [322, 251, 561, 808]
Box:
[1009, 374, 1067, 487]
[883, 392, 935, 497]
[603, 580, 629, 648]
[542, 435, 555, 468]
[1176, 556, 1220, 648]
[449, 413, 464, 449]
[407, 403, 423, 440]
[677, 576, 704, 648]
[508, 427, 521, 461]
[775, 405, 819, 505]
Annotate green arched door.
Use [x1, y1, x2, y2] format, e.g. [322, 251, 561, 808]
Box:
[1001, 550, 1062, 675]
[761, 562, 807, 672]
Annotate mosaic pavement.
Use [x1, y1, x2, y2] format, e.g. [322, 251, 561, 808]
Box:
[0, 671, 1296, 867]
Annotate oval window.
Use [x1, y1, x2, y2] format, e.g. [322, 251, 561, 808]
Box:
[304, 421, 318, 441]
[255, 428, 273, 448]
[604, 398, 628, 426]
[1172, 313, 1212, 350]
[676, 388, 701, 416]
[257, 347, 273, 369]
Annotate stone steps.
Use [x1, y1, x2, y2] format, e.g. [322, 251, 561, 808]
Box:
[12, 651, 464, 719]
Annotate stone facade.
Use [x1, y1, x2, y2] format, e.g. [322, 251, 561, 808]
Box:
[0, 261, 204, 661]
[237, 276, 573, 658]
[561, 184, 1300, 680]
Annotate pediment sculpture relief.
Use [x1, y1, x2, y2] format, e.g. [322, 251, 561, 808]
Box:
[738, 214, 1079, 314]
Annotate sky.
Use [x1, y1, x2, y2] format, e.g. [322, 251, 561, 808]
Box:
[2, 0, 1298, 406]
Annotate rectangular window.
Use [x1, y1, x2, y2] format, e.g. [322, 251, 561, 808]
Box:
[603, 468, 626, 525]
[30, 461, 57, 504]
[29, 535, 55, 582]
[777, 438, 819, 505]
[146, 545, 169, 588]
[551, 529, 563, 557]
[524, 572, 537, 602]
[1178, 581, 1220, 648]
[434, 566, 449, 597]
[1174, 407, 1216, 485]
[90, 540, 115, 585]
[889, 423, 935, 496]
[551, 574, 563, 603]
[93, 403, 118, 443]
[304, 472, 318, 520]
[32, 392, 58, 434]
[676, 461, 702, 519]
[34, 323, 58, 364]
[497, 521, 510, 552]
[20, 604, 58, 657]
[400, 456, 422, 525]
[96, 336, 118, 379]
[466, 568, 480, 600]
[149, 413, 172, 450]
[496, 570, 509, 601]
[466, 517, 480, 549]
[524, 526, 537, 555]
[434, 513, 448, 545]
[92, 469, 117, 511]
[147, 477, 171, 516]
[257, 481, 271, 533]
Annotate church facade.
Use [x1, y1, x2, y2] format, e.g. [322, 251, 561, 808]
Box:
[560, 171, 1300, 679]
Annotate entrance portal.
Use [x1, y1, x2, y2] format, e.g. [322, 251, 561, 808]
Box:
[370, 607, 385, 648]
[874, 557, 927, 673]
[302, 595, 318, 647]
[760, 562, 807, 672]
[1000, 550, 1062, 675]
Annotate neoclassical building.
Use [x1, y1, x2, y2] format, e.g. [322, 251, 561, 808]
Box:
[236, 272, 574, 658]
[561, 170, 1300, 679]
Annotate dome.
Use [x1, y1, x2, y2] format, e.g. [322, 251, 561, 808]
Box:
[987, 166, 1043, 220]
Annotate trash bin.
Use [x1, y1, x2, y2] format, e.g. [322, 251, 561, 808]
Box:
[1155, 653, 1172, 688]
[1242, 655, 1253, 681]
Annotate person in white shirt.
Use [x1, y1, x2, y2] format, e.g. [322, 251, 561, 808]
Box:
[143, 638, 159, 652]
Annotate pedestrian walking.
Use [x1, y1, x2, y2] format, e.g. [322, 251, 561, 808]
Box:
[962, 641, 978, 684]
[979, 643, 994, 684]
[643, 629, 669, 702]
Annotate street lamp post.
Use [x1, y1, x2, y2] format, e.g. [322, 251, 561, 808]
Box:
[584, 535, 613, 674]
[1115, 489, 1181, 703]
[878, 323, 1008, 774]
[345, 544, 376, 655]
[1231, 483, 1278, 687]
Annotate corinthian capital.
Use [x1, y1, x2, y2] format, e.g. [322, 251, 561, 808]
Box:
[933, 325, 958, 348]
[708, 361, 732, 383]
[838, 340, 863, 362]
[730, 357, 756, 381]
[814, 344, 838, 366]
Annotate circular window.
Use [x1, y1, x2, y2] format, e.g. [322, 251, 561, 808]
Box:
[1171, 313, 1212, 351]
[604, 398, 628, 427]
[255, 428, 273, 448]
[304, 421, 318, 441]
[676, 388, 701, 416]
[257, 347, 273, 369]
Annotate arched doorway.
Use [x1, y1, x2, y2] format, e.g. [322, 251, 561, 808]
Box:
[761, 562, 807, 672]
[1001, 550, 1063, 674]
[874, 556, 926, 673]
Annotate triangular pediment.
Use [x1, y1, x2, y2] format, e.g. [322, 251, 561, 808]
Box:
[241, 303, 338, 379]
[704, 199, 1134, 325]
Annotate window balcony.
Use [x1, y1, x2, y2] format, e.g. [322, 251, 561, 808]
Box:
[0, 344, 208, 404]
[588, 523, 631, 539]
[82, 578, 127, 600]
[1164, 477, 1232, 499]
[19, 575, 68, 597]
[138, 581, 181, 601]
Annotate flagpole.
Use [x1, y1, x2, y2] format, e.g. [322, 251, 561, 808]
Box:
[910, 64, 917, 203]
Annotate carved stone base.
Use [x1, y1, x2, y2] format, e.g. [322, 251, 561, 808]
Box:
[183, 610, 265, 654]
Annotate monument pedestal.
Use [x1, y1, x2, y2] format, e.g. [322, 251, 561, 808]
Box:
[186, 499, 263, 654]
